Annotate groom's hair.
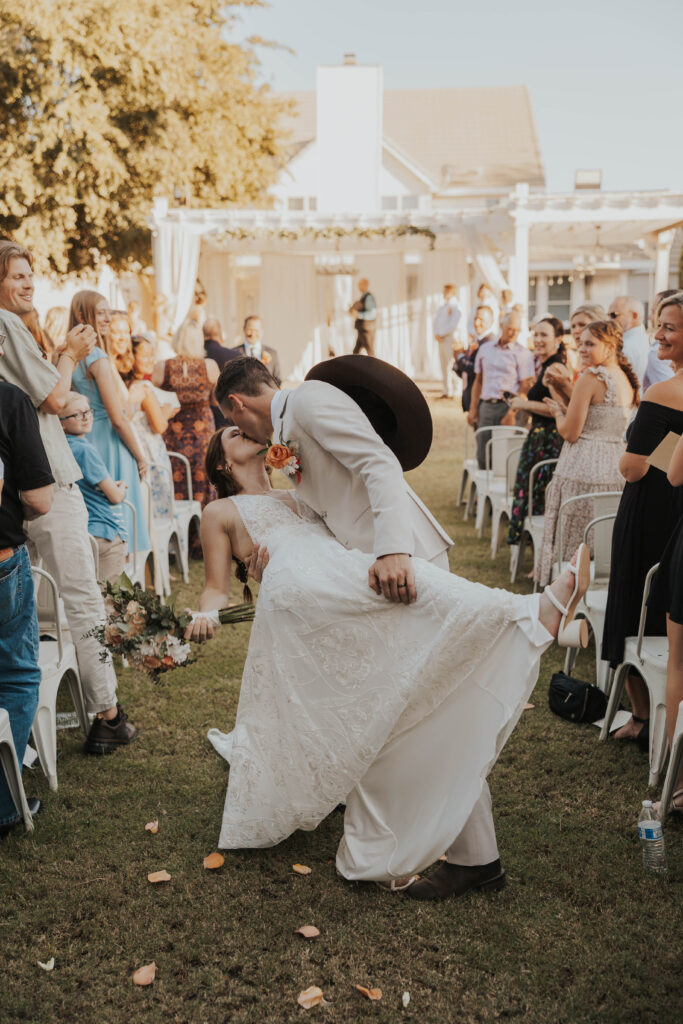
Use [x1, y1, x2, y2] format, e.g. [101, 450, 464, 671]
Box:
[215, 356, 277, 409]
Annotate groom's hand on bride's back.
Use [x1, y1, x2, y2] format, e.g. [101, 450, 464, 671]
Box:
[369, 553, 417, 605]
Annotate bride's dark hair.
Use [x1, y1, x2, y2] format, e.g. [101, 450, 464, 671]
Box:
[205, 428, 253, 602]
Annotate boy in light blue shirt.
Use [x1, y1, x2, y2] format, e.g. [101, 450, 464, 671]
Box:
[60, 392, 128, 582]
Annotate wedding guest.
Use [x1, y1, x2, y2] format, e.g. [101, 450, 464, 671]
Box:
[642, 289, 678, 391]
[650, 429, 683, 814]
[433, 284, 463, 399]
[349, 278, 377, 356]
[0, 242, 136, 753]
[69, 290, 151, 554]
[544, 303, 607, 405]
[608, 296, 649, 385]
[203, 318, 238, 428]
[500, 288, 514, 315]
[604, 293, 683, 747]
[535, 320, 637, 588]
[107, 312, 135, 385]
[153, 319, 218, 527]
[228, 315, 281, 383]
[454, 305, 497, 412]
[44, 306, 69, 357]
[20, 307, 54, 359]
[153, 293, 172, 341]
[123, 337, 174, 520]
[60, 392, 128, 583]
[467, 283, 500, 339]
[127, 299, 147, 337]
[506, 317, 567, 553]
[468, 310, 535, 468]
[0, 377, 54, 836]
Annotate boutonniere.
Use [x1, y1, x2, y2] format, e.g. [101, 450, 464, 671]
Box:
[259, 434, 302, 483]
[261, 350, 272, 365]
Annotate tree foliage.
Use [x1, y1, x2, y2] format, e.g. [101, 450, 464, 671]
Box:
[0, 0, 288, 274]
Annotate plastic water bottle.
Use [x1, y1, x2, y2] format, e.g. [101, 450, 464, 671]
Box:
[637, 800, 667, 874]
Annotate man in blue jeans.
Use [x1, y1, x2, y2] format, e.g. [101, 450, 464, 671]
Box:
[0, 372, 55, 837]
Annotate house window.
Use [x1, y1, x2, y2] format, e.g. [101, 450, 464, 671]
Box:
[401, 195, 419, 211]
[528, 280, 537, 323]
[547, 279, 571, 325]
[287, 197, 305, 211]
[381, 196, 398, 211]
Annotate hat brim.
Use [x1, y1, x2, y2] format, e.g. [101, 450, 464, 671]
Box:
[305, 355, 433, 471]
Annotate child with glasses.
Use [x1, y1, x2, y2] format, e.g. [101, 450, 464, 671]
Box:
[60, 393, 128, 582]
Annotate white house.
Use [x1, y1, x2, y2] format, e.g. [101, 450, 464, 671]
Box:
[150, 56, 683, 379]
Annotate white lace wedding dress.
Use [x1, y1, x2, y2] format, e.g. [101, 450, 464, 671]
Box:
[209, 493, 552, 882]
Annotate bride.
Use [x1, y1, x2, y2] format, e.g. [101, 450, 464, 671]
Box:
[187, 426, 589, 889]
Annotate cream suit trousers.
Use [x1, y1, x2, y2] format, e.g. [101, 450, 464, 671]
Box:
[26, 484, 119, 714]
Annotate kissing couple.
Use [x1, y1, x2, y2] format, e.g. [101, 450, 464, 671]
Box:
[187, 355, 589, 901]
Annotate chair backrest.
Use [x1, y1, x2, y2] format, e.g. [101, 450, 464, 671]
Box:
[636, 563, 660, 659]
[583, 513, 616, 585]
[528, 458, 559, 518]
[506, 445, 524, 496]
[168, 451, 194, 502]
[475, 425, 526, 471]
[31, 565, 64, 664]
[490, 434, 525, 480]
[556, 490, 622, 578]
[149, 462, 176, 523]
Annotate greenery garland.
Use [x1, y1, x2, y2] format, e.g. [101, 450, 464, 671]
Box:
[212, 223, 437, 249]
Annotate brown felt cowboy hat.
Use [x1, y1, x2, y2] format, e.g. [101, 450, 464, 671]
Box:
[305, 355, 432, 471]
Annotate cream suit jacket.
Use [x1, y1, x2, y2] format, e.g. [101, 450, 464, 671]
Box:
[274, 381, 452, 561]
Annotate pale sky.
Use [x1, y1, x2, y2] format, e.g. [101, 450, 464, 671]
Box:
[232, 0, 683, 193]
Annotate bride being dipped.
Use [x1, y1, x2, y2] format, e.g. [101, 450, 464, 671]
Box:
[187, 356, 589, 900]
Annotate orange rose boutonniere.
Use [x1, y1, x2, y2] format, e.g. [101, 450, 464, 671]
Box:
[261, 350, 272, 365]
[260, 436, 302, 483]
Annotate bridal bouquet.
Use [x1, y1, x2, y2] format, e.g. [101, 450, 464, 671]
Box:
[89, 573, 255, 679]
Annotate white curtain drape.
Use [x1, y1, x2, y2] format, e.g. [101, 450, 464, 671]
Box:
[260, 254, 320, 380]
[198, 249, 236, 340]
[153, 222, 203, 331]
[462, 224, 510, 295]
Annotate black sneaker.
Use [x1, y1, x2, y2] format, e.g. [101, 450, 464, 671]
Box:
[84, 704, 138, 755]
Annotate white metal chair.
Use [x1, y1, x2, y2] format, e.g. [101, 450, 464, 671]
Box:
[658, 700, 683, 822]
[149, 463, 185, 596]
[489, 444, 524, 558]
[600, 564, 669, 787]
[30, 566, 89, 791]
[168, 452, 202, 583]
[475, 428, 527, 539]
[0, 707, 35, 833]
[563, 512, 617, 692]
[553, 491, 622, 581]
[509, 458, 559, 584]
[457, 426, 478, 509]
[123, 487, 155, 591]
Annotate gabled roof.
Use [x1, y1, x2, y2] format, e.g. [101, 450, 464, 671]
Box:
[278, 85, 545, 190]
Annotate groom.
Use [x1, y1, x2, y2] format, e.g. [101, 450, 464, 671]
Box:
[215, 355, 507, 902]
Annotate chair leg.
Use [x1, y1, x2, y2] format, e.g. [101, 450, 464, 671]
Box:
[465, 482, 477, 521]
[658, 703, 683, 821]
[509, 544, 520, 583]
[600, 662, 630, 741]
[31, 700, 58, 792]
[65, 669, 90, 737]
[564, 647, 578, 676]
[457, 470, 469, 507]
[0, 743, 34, 832]
[648, 703, 670, 788]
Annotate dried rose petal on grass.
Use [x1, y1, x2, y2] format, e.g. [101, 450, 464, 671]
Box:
[145, 820, 159, 834]
[297, 986, 324, 1009]
[147, 870, 171, 883]
[132, 962, 157, 986]
[37, 958, 55, 971]
[292, 863, 312, 875]
[294, 926, 320, 939]
[203, 852, 225, 870]
[356, 985, 382, 1001]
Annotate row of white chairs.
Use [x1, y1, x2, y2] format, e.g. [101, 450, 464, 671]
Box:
[456, 422, 681, 815]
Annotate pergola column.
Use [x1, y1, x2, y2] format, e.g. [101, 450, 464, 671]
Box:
[509, 217, 529, 310]
[654, 228, 676, 292]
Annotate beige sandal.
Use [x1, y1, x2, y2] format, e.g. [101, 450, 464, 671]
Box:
[375, 875, 419, 893]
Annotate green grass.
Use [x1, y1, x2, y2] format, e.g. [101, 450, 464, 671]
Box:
[1, 398, 681, 1024]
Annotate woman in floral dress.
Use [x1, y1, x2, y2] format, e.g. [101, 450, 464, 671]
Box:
[506, 317, 567, 557]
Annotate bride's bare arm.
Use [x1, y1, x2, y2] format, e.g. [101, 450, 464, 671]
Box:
[185, 502, 233, 641]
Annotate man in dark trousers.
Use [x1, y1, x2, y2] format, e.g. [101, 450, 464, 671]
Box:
[349, 277, 377, 355]
[203, 318, 238, 428]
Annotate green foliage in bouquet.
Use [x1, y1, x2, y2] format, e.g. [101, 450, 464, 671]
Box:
[87, 573, 254, 679]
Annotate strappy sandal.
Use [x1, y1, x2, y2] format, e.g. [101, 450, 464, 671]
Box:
[543, 543, 591, 648]
[653, 788, 683, 818]
[375, 875, 419, 893]
[613, 713, 649, 751]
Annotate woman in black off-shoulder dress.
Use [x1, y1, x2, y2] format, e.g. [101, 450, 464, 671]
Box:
[601, 398, 683, 744]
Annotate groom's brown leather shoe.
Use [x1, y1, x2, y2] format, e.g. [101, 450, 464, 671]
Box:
[406, 859, 505, 902]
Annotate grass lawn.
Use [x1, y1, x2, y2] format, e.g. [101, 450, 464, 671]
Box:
[1, 398, 681, 1024]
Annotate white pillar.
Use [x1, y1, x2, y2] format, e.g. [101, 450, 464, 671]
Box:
[509, 218, 529, 311]
[655, 229, 676, 292]
[536, 273, 549, 315]
[571, 275, 585, 308]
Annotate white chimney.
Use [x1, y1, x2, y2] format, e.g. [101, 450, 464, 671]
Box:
[316, 60, 383, 214]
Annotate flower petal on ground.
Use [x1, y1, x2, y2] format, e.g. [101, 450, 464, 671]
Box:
[298, 986, 324, 1009]
[147, 870, 171, 883]
[203, 852, 225, 870]
[295, 926, 320, 939]
[402, 991, 410, 1007]
[356, 985, 382, 1000]
[145, 820, 159, 834]
[524, 703, 534, 710]
[292, 863, 312, 875]
[132, 962, 157, 986]
[37, 958, 55, 971]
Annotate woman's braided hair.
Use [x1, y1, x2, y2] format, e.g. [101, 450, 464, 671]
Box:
[585, 320, 640, 405]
